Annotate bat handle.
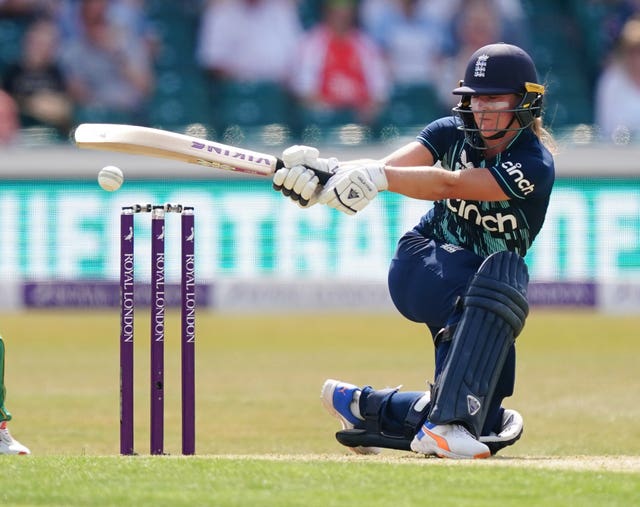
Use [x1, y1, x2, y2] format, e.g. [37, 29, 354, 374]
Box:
[307, 166, 333, 185]
[274, 158, 334, 185]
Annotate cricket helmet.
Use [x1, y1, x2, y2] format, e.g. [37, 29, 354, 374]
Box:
[451, 43, 545, 148]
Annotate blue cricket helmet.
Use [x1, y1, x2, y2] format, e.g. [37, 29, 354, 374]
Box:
[451, 43, 545, 148]
[453, 43, 540, 96]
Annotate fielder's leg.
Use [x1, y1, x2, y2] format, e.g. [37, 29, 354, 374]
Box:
[0, 335, 30, 455]
[0, 336, 10, 423]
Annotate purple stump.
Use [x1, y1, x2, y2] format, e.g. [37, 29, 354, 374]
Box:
[181, 207, 196, 454]
[120, 207, 135, 455]
[150, 206, 165, 455]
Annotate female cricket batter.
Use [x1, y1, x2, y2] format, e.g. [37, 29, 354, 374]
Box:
[273, 43, 555, 458]
[0, 336, 30, 454]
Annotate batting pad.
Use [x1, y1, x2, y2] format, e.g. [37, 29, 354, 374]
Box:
[427, 251, 529, 437]
[335, 428, 411, 451]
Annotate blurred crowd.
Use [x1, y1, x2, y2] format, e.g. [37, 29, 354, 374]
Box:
[0, 0, 155, 143]
[1, 0, 640, 146]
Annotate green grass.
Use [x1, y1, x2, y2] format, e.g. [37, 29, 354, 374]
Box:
[0, 310, 638, 506]
[1, 456, 638, 507]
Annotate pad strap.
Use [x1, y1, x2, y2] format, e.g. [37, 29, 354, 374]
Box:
[362, 387, 398, 434]
[433, 296, 463, 347]
[403, 392, 431, 439]
[335, 389, 431, 451]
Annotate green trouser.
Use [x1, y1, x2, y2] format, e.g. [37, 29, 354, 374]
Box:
[0, 336, 11, 422]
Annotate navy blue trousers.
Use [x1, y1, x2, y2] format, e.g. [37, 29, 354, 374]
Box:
[376, 230, 515, 436]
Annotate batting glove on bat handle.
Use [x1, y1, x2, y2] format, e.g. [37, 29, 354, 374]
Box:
[273, 160, 333, 206]
[272, 145, 339, 207]
[318, 162, 388, 215]
[273, 158, 333, 185]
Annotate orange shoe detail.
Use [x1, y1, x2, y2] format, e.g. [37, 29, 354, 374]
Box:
[422, 426, 451, 452]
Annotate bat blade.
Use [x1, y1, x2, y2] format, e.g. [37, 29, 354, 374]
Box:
[74, 123, 280, 177]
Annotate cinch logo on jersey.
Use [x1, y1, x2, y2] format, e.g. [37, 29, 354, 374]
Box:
[446, 199, 518, 233]
[502, 161, 535, 195]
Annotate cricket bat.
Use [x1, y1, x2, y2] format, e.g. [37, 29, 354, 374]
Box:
[74, 123, 333, 183]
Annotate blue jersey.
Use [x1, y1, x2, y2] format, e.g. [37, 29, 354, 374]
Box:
[414, 116, 555, 257]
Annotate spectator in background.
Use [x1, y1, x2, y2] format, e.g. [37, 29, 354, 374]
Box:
[434, 0, 503, 110]
[363, 0, 528, 58]
[0, 0, 55, 17]
[0, 89, 20, 145]
[596, 16, 640, 142]
[361, 0, 450, 58]
[427, 0, 529, 54]
[196, 0, 302, 84]
[196, 0, 303, 130]
[289, 0, 391, 127]
[587, 0, 640, 67]
[58, 0, 154, 124]
[56, 0, 159, 59]
[360, 0, 447, 87]
[2, 17, 72, 138]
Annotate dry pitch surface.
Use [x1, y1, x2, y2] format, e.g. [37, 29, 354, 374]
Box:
[222, 454, 640, 472]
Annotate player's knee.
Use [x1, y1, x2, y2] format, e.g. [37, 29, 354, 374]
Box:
[387, 260, 421, 322]
[465, 251, 529, 336]
[388, 260, 451, 325]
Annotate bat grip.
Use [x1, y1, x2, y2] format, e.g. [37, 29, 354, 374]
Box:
[274, 158, 333, 185]
[307, 166, 333, 185]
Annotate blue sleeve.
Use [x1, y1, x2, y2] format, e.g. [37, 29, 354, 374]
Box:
[415, 117, 461, 163]
[488, 144, 555, 200]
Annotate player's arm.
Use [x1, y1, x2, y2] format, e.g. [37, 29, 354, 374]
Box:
[385, 165, 509, 202]
[273, 142, 508, 214]
[381, 141, 509, 202]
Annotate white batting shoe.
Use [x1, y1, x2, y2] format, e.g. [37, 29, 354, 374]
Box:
[320, 379, 381, 455]
[0, 421, 30, 455]
[411, 422, 491, 459]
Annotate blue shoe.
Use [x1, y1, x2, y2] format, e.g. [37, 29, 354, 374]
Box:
[320, 379, 381, 455]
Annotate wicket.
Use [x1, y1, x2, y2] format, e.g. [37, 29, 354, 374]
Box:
[120, 203, 196, 455]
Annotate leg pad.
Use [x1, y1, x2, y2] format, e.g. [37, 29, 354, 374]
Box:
[335, 390, 431, 452]
[427, 251, 529, 437]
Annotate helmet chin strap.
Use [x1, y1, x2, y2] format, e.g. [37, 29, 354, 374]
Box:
[475, 116, 520, 156]
[454, 104, 530, 152]
[481, 114, 516, 141]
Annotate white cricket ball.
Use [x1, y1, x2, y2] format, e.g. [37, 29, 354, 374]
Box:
[98, 165, 124, 191]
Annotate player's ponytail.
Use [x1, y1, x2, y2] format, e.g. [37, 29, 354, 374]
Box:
[531, 117, 558, 155]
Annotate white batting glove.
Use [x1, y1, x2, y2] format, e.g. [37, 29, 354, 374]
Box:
[272, 145, 339, 207]
[318, 161, 388, 215]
